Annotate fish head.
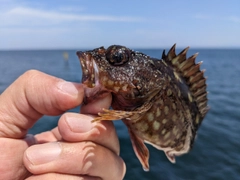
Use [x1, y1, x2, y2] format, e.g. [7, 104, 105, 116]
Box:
[77, 45, 162, 108]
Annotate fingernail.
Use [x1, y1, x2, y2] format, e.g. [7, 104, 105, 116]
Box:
[57, 81, 80, 97]
[26, 142, 61, 165]
[66, 115, 93, 133]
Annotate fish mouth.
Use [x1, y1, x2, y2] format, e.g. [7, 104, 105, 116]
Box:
[77, 51, 108, 104]
[76, 51, 99, 88]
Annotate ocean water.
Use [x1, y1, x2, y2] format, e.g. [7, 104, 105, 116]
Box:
[0, 48, 240, 180]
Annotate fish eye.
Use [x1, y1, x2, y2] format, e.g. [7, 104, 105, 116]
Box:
[106, 45, 130, 66]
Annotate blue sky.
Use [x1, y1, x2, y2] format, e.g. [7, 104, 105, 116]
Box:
[1, 0, 240, 50]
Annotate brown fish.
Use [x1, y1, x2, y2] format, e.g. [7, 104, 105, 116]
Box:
[76, 44, 209, 171]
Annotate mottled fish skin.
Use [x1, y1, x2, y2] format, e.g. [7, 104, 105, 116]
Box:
[76, 44, 209, 171]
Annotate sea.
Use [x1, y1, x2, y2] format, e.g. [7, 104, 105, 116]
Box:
[0, 47, 239, 180]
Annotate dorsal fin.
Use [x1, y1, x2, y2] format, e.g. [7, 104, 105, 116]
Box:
[162, 44, 209, 118]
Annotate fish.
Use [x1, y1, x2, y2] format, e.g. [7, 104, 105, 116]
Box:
[76, 44, 209, 171]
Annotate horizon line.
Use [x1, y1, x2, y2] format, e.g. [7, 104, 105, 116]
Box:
[1, 46, 240, 51]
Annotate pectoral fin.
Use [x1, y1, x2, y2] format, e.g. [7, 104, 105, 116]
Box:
[92, 102, 153, 122]
[92, 108, 134, 122]
[128, 129, 150, 171]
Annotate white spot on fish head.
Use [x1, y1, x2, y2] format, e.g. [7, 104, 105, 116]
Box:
[164, 106, 169, 115]
[161, 128, 166, 135]
[108, 80, 114, 86]
[147, 112, 154, 122]
[172, 114, 177, 122]
[153, 121, 161, 131]
[156, 108, 161, 117]
[162, 118, 167, 124]
[164, 131, 171, 140]
[167, 89, 172, 96]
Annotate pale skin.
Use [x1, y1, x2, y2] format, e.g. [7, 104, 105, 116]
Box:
[0, 70, 126, 180]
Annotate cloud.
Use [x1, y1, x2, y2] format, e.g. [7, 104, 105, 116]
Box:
[0, 6, 144, 27]
[57, 6, 86, 13]
[194, 13, 240, 24]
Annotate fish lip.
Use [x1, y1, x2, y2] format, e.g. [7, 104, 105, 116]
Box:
[77, 51, 104, 104]
[76, 51, 99, 88]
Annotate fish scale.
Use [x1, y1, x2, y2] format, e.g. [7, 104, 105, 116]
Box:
[77, 44, 209, 171]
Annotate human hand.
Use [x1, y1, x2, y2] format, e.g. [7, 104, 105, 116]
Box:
[0, 70, 125, 180]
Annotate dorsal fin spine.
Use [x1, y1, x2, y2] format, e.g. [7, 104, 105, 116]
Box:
[189, 71, 204, 84]
[196, 92, 207, 103]
[178, 47, 189, 63]
[162, 49, 166, 59]
[183, 62, 202, 77]
[167, 44, 176, 60]
[179, 53, 198, 71]
[193, 85, 206, 97]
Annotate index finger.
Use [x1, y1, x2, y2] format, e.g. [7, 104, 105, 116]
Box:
[0, 70, 84, 138]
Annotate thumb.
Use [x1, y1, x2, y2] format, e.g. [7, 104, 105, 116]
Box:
[0, 70, 83, 138]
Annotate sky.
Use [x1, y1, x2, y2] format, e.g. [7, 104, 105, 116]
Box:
[0, 0, 240, 50]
